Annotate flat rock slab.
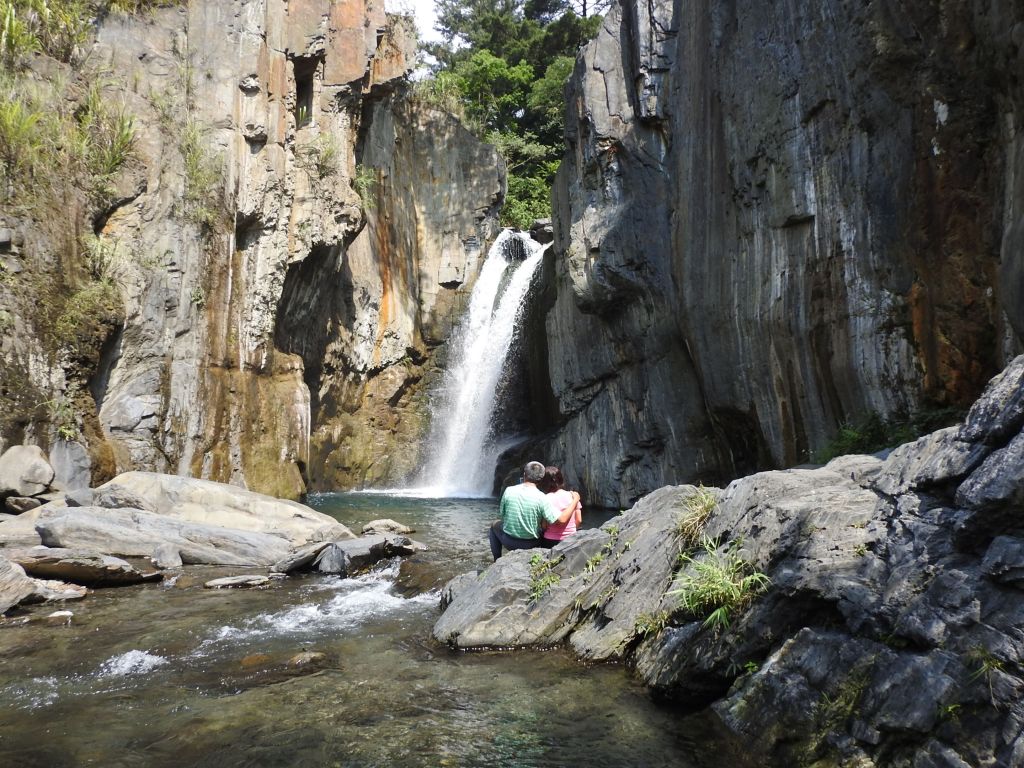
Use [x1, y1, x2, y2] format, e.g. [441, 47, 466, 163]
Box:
[95, 472, 356, 546]
[204, 575, 271, 589]
[10, 546, 163, 587]
[5, 496, 42, 514]
[35, 506, 293, 566]
[27, 579, 89, 603]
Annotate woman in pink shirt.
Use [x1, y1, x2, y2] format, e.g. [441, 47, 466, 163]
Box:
[538, 465, 582, 547]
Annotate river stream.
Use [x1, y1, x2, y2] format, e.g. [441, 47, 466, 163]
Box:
[0, 494, 745, 767]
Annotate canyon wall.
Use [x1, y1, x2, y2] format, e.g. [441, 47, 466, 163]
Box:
[0, 0, 503, 497]
[543, 0, 1024, 507]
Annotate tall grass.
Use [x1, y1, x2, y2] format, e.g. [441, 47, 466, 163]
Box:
[670, 537, 771, 632]
[675, 485, 718, 550]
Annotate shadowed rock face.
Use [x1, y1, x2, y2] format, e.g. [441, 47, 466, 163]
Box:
[435, 355, 1024, 767]
[542, 0, 1024, 507]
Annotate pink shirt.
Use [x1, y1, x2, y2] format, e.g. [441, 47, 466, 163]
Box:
[542, 489, 581, 540]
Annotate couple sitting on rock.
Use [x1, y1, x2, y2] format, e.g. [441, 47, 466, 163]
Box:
[488, 460, 583, 561]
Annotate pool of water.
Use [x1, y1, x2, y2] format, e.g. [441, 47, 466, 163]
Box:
[0, 493, 744, 767]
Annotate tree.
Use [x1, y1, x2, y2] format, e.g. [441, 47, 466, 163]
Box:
[422, 0, 606, 229]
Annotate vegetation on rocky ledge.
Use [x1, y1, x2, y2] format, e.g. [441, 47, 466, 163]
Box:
[414, 0, 605, 229]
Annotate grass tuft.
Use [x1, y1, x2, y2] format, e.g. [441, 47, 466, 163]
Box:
[670, 537, 770, 632]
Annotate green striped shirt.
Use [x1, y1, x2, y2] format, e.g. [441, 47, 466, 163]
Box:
[499, 483, 558, 539]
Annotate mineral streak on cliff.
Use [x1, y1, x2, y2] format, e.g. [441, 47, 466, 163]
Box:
[541, 0, 1024, 507]
[0, 0, 504, 497]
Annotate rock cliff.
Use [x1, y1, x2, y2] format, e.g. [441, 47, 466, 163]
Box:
[541, 0, 1024, 507]
[0, 0, 503, 497]
[436, 355, 1024, 767]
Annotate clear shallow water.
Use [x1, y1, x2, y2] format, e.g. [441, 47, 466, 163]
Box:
[0, 494, 743, 767]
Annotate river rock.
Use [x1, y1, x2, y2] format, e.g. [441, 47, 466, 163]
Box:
[270, 541, 331, 574]
[872, 428, 990, 497]
[34, 506, 293, 566]
[93, 483, 156, 513]
[64, 488, 94, 507]
[0, 556, 36, 614]
[204, 575, 270, 589]
[313, 535, 426, 576]
[0, 445, 55, 498]
[361, 519, 414, 535]
[4, 496, 42, 514]
[151, 543, 183, 569]
[9, 546, 162, 586]
[94, 473, 354, 546]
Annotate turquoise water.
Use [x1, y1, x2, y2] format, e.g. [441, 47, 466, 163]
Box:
[0, 493, 740, 767]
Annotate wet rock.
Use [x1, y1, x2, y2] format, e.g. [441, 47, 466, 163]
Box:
[269, 541, 330, 574]
[4, 496, 42, 514]
[361, 518, 414, 535]
[204, 575, 270, 589]
[35, 506, 293, 566]
[0, 445, 55, 498]
[0, 556, 36, 613]
[313, 534, 426, 576]
[288, 651, 326, 666]
[44, 610, 75, 625]
[9, 546, 162, 587]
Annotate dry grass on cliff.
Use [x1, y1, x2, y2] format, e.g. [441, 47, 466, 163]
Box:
[675, 485, 719, 550]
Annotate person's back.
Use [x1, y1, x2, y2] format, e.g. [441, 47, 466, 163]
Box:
[542, 488, 580, 541]
[499, 482, 552, 539]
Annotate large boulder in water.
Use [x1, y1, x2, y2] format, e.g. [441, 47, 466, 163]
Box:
[34, 506, 294, 566]
[0, 446, 55, 498]
[93, 472, 354, 545]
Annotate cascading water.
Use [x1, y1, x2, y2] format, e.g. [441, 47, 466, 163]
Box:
[414, 229, 548, 497]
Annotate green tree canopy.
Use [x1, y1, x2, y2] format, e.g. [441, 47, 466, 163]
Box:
[419, 0, 603, 229]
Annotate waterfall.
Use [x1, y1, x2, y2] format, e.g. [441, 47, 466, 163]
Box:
[415, 230, 547, 497]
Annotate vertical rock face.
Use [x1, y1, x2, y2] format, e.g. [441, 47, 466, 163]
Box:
[546, 0, 1024, 507]
[0, 0, 503, 497]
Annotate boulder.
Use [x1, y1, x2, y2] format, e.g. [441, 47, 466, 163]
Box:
[361, 518, 414, 535]
[0, 445, 55, 498]
[270, 541, 331, 574]
[4, 496, 42, 514]
[48, 440, 92, 491]
[9, 546, 162, 586]
[313, 534, 426, 576]
[93, 484, 156, 513]
[34, 506, 293, 566]
[957, 355, 1024, 445]
[204, 575, 270, 589]
[872, 428, 990, 497]
[94, 472, 355, 545]
[0, 556, 36, 613]
[151, 543, 183, 569]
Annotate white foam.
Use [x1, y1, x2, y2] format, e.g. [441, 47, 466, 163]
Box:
[99, 650, 169, 677]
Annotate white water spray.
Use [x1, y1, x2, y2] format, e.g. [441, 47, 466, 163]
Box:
[413, 230, 548, 497]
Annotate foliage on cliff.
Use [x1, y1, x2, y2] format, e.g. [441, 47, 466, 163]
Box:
[417, 0, 604, 229]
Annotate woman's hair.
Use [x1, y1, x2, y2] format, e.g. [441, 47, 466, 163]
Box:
[537, 465, 565, 494]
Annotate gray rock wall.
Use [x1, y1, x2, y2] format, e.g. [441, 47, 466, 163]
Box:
[544, 0, 1024, 507]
